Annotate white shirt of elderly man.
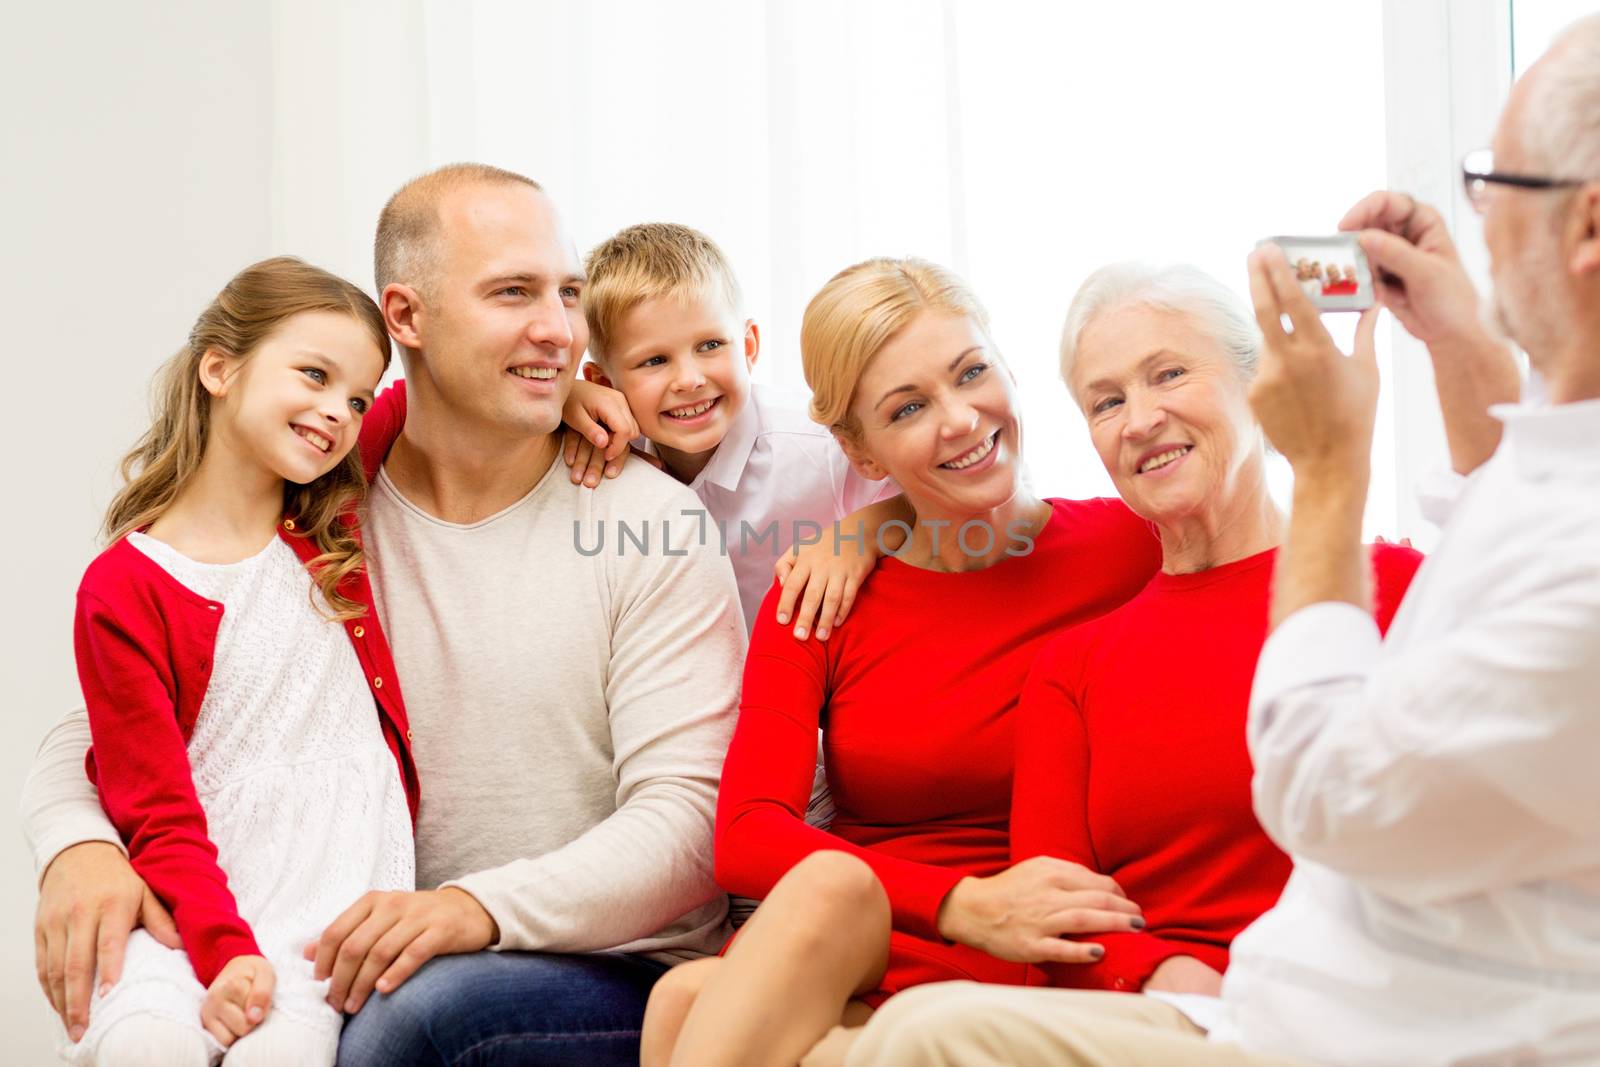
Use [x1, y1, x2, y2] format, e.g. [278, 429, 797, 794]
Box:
[1219, 16, 1600, 1067]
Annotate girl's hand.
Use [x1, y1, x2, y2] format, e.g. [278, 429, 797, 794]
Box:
[934, 856, 1142, 964]
[201, 954, 274, 1047]
[773, 535, 876, 642]
[562, 379, 640, 487]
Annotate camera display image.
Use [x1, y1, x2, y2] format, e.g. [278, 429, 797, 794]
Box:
[1257, 234, 1375, 312]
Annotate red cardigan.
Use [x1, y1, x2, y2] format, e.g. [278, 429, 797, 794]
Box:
[716, 498, 1162, 996]
[76, 520, 419, 986]
[1010, 544, 1422, 992]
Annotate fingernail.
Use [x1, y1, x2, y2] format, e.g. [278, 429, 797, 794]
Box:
[345, 997, 357, 1013]
[1130, 916, 1146, 929]
[605, 466, 619, 478]
[816, 628, 829, 640]
[1089, 946, 1105, 960]
[776, 613, 789, 625]
[794, 627, 808, 640]
[249, 1006, 263, 1022]
[99, 982, 111, 997]
[70, 1025, 85, 1042]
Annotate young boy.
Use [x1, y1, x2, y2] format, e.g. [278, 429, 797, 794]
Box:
[565, 222, 904, 637]
[563, 225, 905, 921]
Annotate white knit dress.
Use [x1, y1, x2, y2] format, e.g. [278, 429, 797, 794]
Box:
[63, 534, 415, 1066]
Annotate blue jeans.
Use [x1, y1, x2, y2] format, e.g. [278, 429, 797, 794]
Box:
[336, 951, 670, 1066]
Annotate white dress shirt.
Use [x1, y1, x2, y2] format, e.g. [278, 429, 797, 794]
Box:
[1211, 398, 1600, 1066]
[647, 384, 897, 632]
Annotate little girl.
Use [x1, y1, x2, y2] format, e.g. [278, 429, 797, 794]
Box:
[64, 257, 419, 1067]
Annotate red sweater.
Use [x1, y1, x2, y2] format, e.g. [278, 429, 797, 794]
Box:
[76, 522, 419, 986]
[1011, 544, 1422, 992]
[716, 498, 1162, 993]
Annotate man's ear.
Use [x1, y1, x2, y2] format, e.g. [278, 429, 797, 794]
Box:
[381, 283, 423, 351]
[833, 428, 886, 482]
[197, 347, 235, 399]
[582, 362, 614, 389]
[1569, 182, 1600, 276]
[743, 319, 760, 372]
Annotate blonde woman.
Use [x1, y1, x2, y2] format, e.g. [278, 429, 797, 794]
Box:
[638, 258, 1163, 1067]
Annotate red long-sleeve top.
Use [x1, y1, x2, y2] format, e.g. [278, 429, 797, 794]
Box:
[76, 521, 419, 986]
[1011, 544, 1422, 992]
[716, 498, 1162, 995]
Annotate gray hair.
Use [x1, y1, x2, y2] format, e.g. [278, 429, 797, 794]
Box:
[1521, 14, 1600, 179]
[1059, 262, 1261, 399]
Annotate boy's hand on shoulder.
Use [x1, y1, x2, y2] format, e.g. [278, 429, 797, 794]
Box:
[774, 532, 876, 642]
[201, 954, 274, 1047]
[562, 379, 640, 488]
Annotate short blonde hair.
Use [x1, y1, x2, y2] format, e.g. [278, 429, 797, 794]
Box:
[583, 223, 743, 364]
[801, 257, 992, 438]
[374, 163, 542, 296]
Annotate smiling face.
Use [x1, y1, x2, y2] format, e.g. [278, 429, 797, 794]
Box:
[843, 311, 1021, 519]
[1071, 304, 1262, 529]
[595, 288, 757, 459]
[408, 182, 589, 438]
[210, 309, 386, 485]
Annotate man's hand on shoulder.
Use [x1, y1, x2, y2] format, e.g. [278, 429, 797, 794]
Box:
[306, 887, 498, 1015]
[36, 841, 179, 1040]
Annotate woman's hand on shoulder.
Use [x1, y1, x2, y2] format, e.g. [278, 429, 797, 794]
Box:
[934, 856, 1142, 964]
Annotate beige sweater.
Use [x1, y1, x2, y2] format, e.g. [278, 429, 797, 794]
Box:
[22, 456, 746, 962]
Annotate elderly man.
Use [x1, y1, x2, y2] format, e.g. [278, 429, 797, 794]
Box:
[837, 15, 1600, 1067]
[24, 164, 745, 1066]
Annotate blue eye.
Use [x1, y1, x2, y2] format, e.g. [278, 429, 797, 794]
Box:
[350, 397, 369, 415]
[560, 286, 580, 301]
[1157, 367, 1185, 383]
[1092, 396, 1123, 415]
[891, 401, 923, 421]
[302, 367, 327, 385]
[697, 339, 725, 353]
[959, 363, 987, 383]
[497, 286, 527, 298]
[640, 356, 667, 368]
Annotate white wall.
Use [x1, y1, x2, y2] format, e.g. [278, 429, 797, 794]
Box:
[0, 2, 428, 1057]
[1, 6, 273, 1055]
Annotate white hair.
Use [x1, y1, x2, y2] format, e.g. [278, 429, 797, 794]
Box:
[1522, 14, 1600, 178]
[1059, 262, 1262, 399]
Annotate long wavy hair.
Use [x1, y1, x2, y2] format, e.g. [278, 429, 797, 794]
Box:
[104, 256, 391, 620]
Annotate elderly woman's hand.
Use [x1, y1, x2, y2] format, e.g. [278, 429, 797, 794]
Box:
[934, 856, 1144, 965]
[1246, 244, 1381, 481]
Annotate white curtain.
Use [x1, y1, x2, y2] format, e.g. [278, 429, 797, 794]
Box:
[431, 0, 1400, 513]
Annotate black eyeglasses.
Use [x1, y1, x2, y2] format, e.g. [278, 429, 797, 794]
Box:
[1462, 148, 1588, 213]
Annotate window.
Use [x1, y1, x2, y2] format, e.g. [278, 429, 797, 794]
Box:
[433, 0, 1572, 544]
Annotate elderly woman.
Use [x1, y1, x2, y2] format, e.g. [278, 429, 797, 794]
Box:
[837, 263, 1422, 1065]
[1007, 262, 1421, 996]
[639, 257, 1164, 1067]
